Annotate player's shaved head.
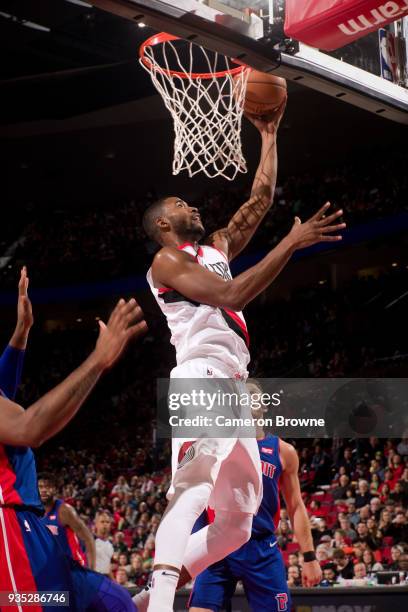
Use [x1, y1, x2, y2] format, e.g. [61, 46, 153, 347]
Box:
[142, 197, 170, 243]
[143, 195, 205, 245]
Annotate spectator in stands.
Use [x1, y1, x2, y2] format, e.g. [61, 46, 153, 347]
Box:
[355, 522, 380, 550]
[332, 549, 354, 579]
[391, 511, 408, 544]
[397, 434, 408, 458]
[337, 447, 355, 474]
[332, 529, 347, 549]
[312, 516, 332, 539]
[363, 549, 383, 573]
[287, 566, 302, 587]
[338, 516, 357, 542]
[321, 563, 338, 585]
[369, 497, 382, 520]
[353, 562, 369, 582]
[379, 508, 395, 539]
[358, 505, 371, 522]
[276, 520, 292, 550]
[370, 473, 381, 495]
[287, 553, 300, 568]
[380, 483, 391, 504]
[390, 481, 407, 505]
[316, 544, 330, 564]
[332, 474, 350, 501]
[111, 476, 132, 497]
[390, 454, 404, 482]
[311, 444, 331, 485]
[388, 545, 404, 570]
[128, 555, 144, 584]
[346, 500, 360, 527]
[115, 568, 135, 588]
[355, 480, 372, 508]
[397, 552, 408, 575]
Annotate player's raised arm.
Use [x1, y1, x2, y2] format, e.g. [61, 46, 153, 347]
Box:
[153, 203, 345, 312]
[279, 440, 322, 588]
[208, 100, 286, 261]
[0, 298, 147, 448]
[0, 267, 33, 399]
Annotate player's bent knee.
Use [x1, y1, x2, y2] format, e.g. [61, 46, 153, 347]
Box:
[216, 511, 253, 555]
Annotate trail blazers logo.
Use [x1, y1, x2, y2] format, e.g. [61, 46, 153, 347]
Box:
[177, 444, 196, 469]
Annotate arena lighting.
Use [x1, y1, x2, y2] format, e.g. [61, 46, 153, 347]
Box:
[138, 22, 147, 27]
[0, 11, 51, 32]
[76, 318, 83, 323]
[318, 279, 326, 285]
[392, 262, 399, 267]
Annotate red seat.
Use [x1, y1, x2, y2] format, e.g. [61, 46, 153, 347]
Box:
[383, 536, 394, 546]
[286, 542, 300, 553]
[381, 547, 392, 563]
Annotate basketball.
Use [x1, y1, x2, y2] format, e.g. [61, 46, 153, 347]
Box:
[243, 70, 287, 116]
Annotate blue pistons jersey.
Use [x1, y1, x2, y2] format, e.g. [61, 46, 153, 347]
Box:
[190, 435, 290, 612]
[250, 433, 282, 541]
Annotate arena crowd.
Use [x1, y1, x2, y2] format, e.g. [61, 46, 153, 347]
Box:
[1, 153, 407, 288]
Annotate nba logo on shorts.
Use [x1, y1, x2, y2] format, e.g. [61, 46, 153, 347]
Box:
[207, 367, 214, 376]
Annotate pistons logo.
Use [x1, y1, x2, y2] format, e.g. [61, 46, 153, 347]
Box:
[275, 593, 288, 611]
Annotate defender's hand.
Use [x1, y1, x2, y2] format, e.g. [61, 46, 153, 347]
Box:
[93, 298, 147, 371]
[288, 202, 346, 250]
[302, 560, 323, 587]
[17, 266, 34, 332]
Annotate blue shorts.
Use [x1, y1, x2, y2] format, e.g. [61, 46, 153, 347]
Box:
[71, 563, 134, 612]
[189, 536, 290, 612]
[0, 508, 77, 611]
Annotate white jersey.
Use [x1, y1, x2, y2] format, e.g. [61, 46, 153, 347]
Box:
[147, 242, 250, 374]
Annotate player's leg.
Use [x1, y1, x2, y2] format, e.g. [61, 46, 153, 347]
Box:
[70, 562, 136, 611]
[238, 539, 291, 612]
[182, 508, 253, 578]
[180, 407, 263, 578]
[147, 471, 214, 611]
[188, 559, 236, 612]
[148, 360, 235, 611]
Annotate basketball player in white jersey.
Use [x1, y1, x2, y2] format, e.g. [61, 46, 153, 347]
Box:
[142, 104, 345, 611]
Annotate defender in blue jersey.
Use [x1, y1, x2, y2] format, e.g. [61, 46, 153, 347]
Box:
[39, 474, 93, 567]
[0, 268, 147, 611]
[188, 380, 322, 612]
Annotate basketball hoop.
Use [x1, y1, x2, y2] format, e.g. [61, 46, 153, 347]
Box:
[139, 32, 250, 181]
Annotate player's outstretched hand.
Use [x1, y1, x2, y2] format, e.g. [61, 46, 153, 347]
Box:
[245, 98, 287, 135]
[93, 298, 148, 371]
[288, 202, 346, 250]
[302, 559, 322, 587]
[17, 266, 34, 332]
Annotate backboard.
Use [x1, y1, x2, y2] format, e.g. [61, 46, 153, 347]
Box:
[91, 0, 408, 123]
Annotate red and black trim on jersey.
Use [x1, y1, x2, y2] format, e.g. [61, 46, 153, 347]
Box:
[221, 309, 250, 347]
[158, 287, 200, 307]
[157, 242, 250, 347]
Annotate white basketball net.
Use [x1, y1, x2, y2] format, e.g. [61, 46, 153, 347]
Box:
[140, 37, 250, 181]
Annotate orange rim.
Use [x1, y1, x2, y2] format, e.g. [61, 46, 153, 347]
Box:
[139, 32, 248, 79]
